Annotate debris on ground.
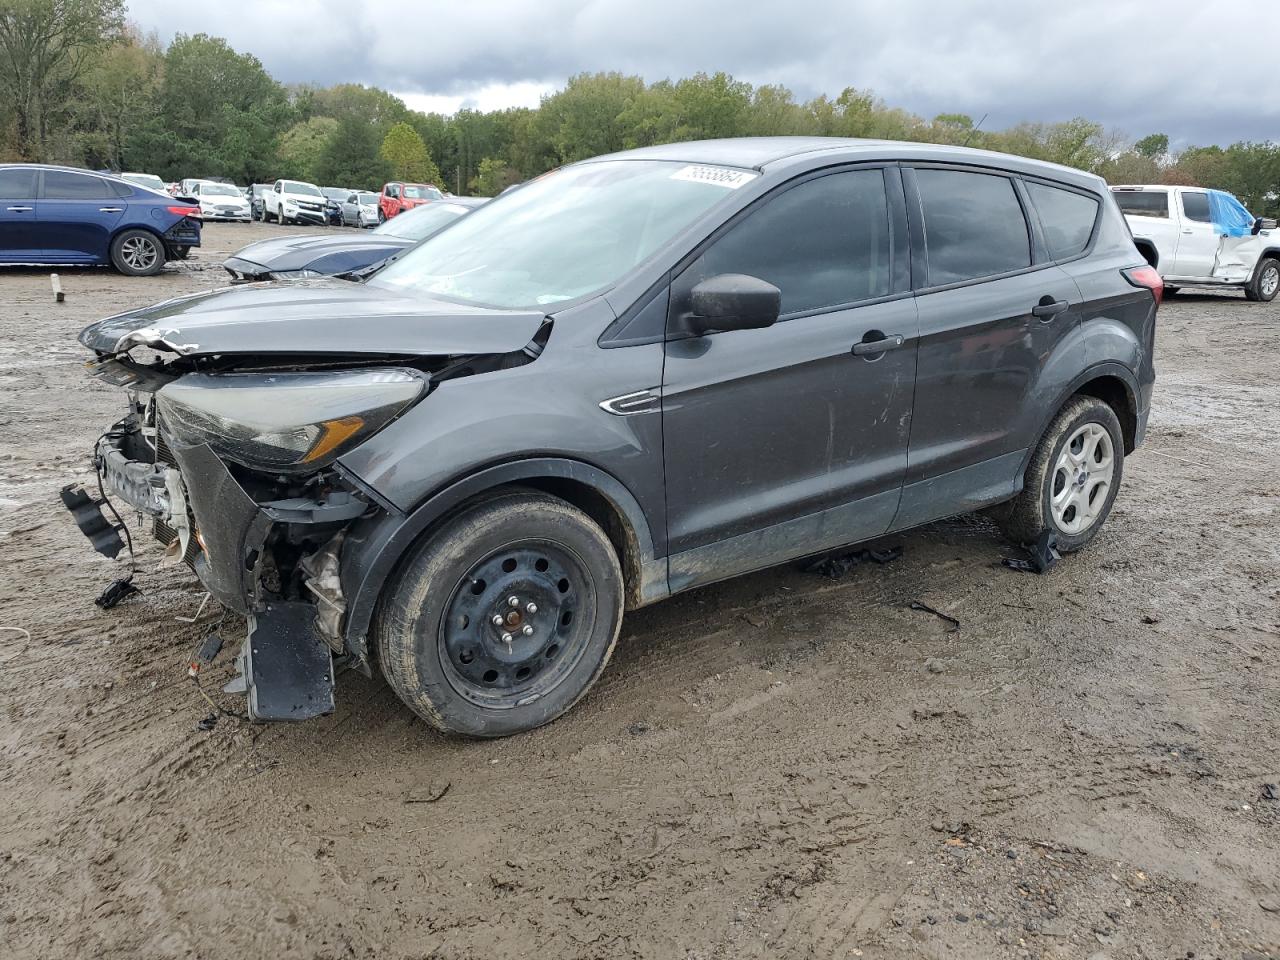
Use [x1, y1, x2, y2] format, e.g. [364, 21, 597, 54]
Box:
[195, 713, 218, 731]
[1001, 530, 1060, 574]
[909, 600, 960, 632]
[803, 545, 902, 579]
[404, 783, 451, 804]
[94, 577, 140, 609]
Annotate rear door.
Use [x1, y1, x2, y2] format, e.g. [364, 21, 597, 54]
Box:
[0, 167, 40, 260]
[898, 165, 1082, 528]
[1171, 190, 1219, 279]
[661, 166, 918, 588]
[36, 170, 127, 262]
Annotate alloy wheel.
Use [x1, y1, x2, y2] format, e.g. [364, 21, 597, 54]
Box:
[1050, 422, 1114, 535]
[120, 235, 158, 271]
[1262, 264, 1279, 300]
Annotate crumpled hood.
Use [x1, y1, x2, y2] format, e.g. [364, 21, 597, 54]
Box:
[226, 233, 411, 272]
[79, 280, 547, 358]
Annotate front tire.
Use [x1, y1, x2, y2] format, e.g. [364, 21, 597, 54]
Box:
[375, 491, 624, 738]
[1246, 258, 1279, 302]
[997, 396, 1124, 553]
[110, 229, 165, 276]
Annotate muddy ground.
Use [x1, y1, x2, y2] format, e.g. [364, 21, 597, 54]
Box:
[1, 221, 1278, 960]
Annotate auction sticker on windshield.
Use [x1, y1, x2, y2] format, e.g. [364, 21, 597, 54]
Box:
[669, 165, 757, 189]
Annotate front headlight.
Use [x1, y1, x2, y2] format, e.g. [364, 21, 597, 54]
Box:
[269, 269, 322, 280]
[156, 368, 426, 472]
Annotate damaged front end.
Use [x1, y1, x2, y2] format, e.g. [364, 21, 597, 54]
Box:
[65, 281, 550, 722]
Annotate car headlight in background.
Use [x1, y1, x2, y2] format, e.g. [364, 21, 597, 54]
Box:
[156, 368, 427, 472]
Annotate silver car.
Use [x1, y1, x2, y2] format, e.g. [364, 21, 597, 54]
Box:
[340, 191, 381, 228]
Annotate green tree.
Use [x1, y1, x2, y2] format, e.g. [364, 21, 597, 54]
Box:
[542, 72, 646, 162]
[0, 0, 126, 160]
[379, 120, 442, 185]
[1134, 133, 1169, 159]
[276, 115, 337, 182]
[74, 28, 163, 170]
[149, 33, 290, 181]
[470, 156, 518, 196]
[315, 114, 389, 188]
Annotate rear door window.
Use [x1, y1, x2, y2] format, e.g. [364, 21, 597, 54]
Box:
[1027, 182, 1100, 260]
[1181, 191, 1212, 223]
[915, 169, 1031, 285]
[1112, 190, 1168, 218]
[0, 168, 37, 199]
[42, 170, 112, 200]
[681, 169, 892, 317]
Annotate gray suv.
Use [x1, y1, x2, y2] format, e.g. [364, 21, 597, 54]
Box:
[68, 138, 1159, 737]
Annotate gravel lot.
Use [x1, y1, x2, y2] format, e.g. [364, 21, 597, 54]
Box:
[1, 222, 1278, 960]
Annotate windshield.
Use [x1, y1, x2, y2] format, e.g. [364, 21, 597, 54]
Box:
[370, 160, 754, 308]
[358, 192, 378, 204]
[200, 183, 240, 196]
[283, 181, 322, 197]
[402, 184, 442, 200]
[374, 203, 470, 241]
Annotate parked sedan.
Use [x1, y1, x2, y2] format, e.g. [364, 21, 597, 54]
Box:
[191, 181, 252, 221]
[119, 172, 168, 194]
[340, 191, 381, 227]
[223, 197, 485, 281]
[0, 164, 200, 275]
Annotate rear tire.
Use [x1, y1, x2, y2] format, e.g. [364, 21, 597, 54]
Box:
[376, 491, 624, 738]
[1245, 258, 1279, 302]
[110, 229, 165, 276]
[997, 396, 1124, 553]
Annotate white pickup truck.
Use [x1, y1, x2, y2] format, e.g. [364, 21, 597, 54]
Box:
[1112, 185, 1280, 301]
[261, 179, 328, 226]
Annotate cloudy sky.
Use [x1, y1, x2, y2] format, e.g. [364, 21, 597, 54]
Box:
[126, 0, 1278, 147]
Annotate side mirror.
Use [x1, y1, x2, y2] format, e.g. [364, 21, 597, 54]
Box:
[687, 274, 781, 335]
[1254, 216, 1277, 234]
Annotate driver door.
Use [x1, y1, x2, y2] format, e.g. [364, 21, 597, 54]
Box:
[661, 166, 918, 590]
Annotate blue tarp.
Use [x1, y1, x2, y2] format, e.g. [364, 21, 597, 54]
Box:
[1208, 190, 1255, 237]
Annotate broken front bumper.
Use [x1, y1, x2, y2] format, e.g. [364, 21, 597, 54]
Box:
[66, 418, 372, 721]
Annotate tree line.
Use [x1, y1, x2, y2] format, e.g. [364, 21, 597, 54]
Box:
[2, 0, 1278, 211]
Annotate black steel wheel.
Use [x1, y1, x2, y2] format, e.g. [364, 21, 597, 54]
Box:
[439, 543, 596, 708]
[376, 490, 624, 737]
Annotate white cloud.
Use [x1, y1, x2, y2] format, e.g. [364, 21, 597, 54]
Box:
[396, 81, 557, 116]
[123, 0, 1280, 145]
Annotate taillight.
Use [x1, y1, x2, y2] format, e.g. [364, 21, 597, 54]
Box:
[167, 205, 200, 217]
[1122, 265, 1163, 306]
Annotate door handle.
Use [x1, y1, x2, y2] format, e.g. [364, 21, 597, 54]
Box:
[6, 205, 32, 212]
[1181, 229, 1194, 235]
[1031, 298, 1069, 321]
[98, 207, 124, 213]
[851, 333, 905, 357]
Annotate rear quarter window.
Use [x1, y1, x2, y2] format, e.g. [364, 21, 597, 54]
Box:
[915, 169, 1031, 285]
[1112, 190, 1169, 218]
[1027, 182, 1099, 260]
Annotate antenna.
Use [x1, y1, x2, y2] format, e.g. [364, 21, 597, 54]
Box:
[961, 113, 989, 149]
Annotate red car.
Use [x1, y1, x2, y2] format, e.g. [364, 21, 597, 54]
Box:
[378, 181, 444, 221]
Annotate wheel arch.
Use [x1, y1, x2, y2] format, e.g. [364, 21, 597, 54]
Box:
[1252, 248, 1280, 282]
[340, 458, 668, 663]
[1022, 364, 1142, 478]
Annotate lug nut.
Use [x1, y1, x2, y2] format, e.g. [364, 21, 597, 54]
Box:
[501, 632, 513, 644]
[521, 624, 534, 636]
[526, 602, 538, 614]
[491, 614, 504, 626]
[507, 596, 520, 607]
